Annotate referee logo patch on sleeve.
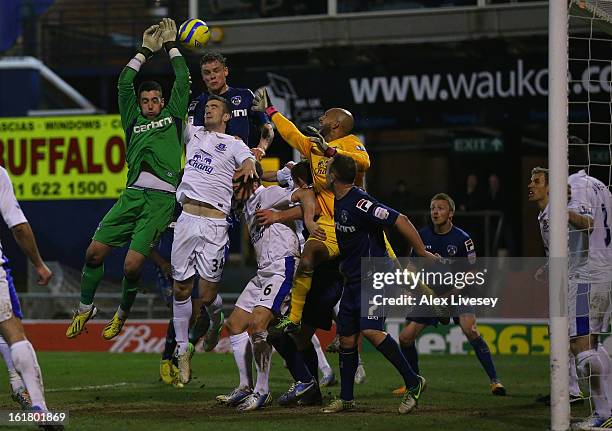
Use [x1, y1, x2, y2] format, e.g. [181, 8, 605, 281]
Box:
[464, 239, 475, 252]
[373, 207, 389, 220]
[356, 199, 373, 212]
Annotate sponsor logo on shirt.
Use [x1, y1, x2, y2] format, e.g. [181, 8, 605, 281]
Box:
[335, 221, 356, 233]
[188, 152, 213, 174]
[133, 117, 173, 134]
[356, 199, 373, 213]
[232, 109, 248, 117]
[231, 96, 242, 105]
[373, 207, 389, 220]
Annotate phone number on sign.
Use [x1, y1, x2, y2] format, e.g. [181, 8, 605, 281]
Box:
[14, 181, 109, 198]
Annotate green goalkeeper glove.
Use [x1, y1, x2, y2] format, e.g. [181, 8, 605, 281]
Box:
[252, 87, 277, 117]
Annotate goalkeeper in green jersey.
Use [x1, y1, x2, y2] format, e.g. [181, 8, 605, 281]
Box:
[66, 18, 190, 340]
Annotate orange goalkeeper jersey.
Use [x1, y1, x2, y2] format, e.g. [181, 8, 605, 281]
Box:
[271, 112, 370, 217]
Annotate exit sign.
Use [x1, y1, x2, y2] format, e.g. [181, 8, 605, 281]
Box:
[453, 137, 504, 153]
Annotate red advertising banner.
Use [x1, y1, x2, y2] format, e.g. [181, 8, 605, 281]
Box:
[22, 320, 337, 353]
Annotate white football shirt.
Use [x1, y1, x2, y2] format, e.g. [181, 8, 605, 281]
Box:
[177, 124, 254, 215]
[538, 203, 589, 282]
[569, 170, 612, 283]
[0, 167, 27, 264]
[243, 185, 300, 269]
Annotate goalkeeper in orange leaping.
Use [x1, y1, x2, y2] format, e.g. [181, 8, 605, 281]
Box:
[252, 89, 377, 333]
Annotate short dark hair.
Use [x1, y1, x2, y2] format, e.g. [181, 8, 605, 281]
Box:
[329, 155, 356, 184]
[206, 94, 231, 115]
[291, 160, 313, 186]
[200, 50, 227, 68]
[138, 81, 163, 98]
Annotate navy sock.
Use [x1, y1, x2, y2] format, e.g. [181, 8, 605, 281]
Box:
[268, 333, 313, 383]
[299, 344, 319, 383]
[162, 319, 176, 361]
[376, 334, 418, 388]
[470, 336, 498, 381]
[339, 347, 358, 401]
[400, 342, 420, 376]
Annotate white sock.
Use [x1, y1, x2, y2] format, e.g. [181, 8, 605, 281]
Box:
[173, 297, 192, 354]
[78, 302, 93, 314]
[230, 332, 253, 389]
[10, 340, 46, 410]
[0, 336, 22, 392]
[577, 349, 610, 417]
[311, 334, 332, 374]
[597, 343, 612, 412]
[251, 331, 272, 395]
[205, 295, 223, 328]
[569, 352, 580, 395]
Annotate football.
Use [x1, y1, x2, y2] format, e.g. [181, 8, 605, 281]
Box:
[178, 18, 211, 49]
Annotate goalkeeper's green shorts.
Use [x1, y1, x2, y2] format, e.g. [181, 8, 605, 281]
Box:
[93, 187, 175, 257]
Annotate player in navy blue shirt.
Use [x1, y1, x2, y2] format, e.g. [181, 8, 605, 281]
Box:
[322, 154, 435, 414]
[188, 51, 273, 159]
[396, 193, 506, 397]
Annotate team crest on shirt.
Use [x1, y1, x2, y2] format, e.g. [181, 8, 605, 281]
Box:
[231, 96, 242, 106]
[215, 143, 227, 152]
[447, 245, 458, 256]
[340, 209, 349, 223]
[542, 219, 549, 232]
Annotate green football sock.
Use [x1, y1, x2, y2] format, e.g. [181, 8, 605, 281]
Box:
[80, 263, 104, 305]
[120, 277, 139, 314]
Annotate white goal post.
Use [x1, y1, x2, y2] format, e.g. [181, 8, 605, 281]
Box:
[549, 1, 570, 430]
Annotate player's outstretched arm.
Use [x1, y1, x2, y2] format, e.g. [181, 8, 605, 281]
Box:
[292, 188, 326, 241]
[159, 18, 190, 119]
[252, 123, 275, 161]
[118, 25, 163, 130]
[256, 205, 303, 227]
[252, 88, 311, 157]
[395, 214, 437, 262]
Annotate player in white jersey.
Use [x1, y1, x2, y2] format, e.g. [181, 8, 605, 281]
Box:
[0, 167, 63, 430]
[217, 160, 321, 411]
[529, 167, 612, 428]
[172, 95, 257, 384]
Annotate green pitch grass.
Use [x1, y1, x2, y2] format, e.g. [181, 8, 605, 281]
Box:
[0, 352, 556, 430]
